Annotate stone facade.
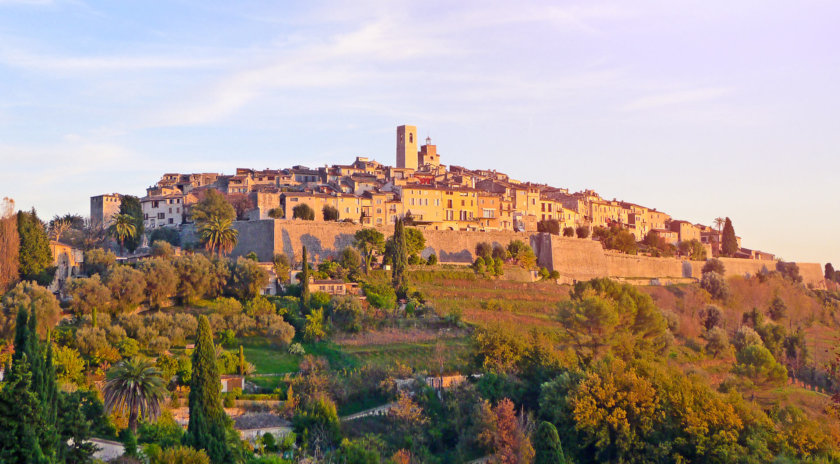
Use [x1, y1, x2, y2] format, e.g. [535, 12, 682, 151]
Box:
[90, 193, 121, 228]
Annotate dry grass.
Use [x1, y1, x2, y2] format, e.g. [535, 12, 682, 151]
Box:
[334, 327, 466, 347]
[411, 272, 572, 336]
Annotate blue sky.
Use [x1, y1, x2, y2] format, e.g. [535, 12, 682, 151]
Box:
[1, 0, 838, 265]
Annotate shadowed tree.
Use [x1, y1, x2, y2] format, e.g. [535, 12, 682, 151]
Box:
[301, 246, 310, 309]
[103, 357, 166, 434]
[118, 195, 145, 253]
[0, 306, 60, 462]
[534, 421, 566, 464]
[390, 218, 408, 294]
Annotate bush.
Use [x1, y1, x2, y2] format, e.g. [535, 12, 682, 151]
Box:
[475, 242, 492, 260]
[678, 239, 706, 260]
[364, 283, 397, 309]
[289, 343, 305, 355]
[705, 327, 730, 358]
[148, 336, 171, 355]
[331, 295, 364, 333]
[426, 253, 438, 265]
[473, 256, 487, 274]
[137, 411, 184, 449]
[702, 258, 726, 275]
[227, 257, 269, 300]
[732, 326, 764, 352]
[701, 272, 730, 301]
[218, 329, 238, 347]
[150, 240, 175, 258]
[322, 205, 339, 221]
[563, 227, 575, 237]
[149, 227, 181, 247]
[292, 203, 315, 220]
[213, 297, 243, 316]
[267, 207, 284, 219]
[491, 243, 509, 260]
[310, 291, 332, 310]
[699, 304, 723, 331]
[245, 295, 275, 316]
[537, 219, 560, 235]
[339, 246, 362, 273]
[83, 248, 116, 276]
[768, 296, 787, 320]
[776, 261, 802, 283]
[575, 226, 590, 239]
[734, 343, 787, 382]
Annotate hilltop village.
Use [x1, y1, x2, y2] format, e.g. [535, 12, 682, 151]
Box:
[3, 125, 838, 464]
[92, 125, 769, 261]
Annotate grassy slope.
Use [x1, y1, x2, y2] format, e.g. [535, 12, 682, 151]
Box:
[411, 268, 840, 431]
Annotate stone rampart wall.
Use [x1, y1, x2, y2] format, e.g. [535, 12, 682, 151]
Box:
[225, 221, 825, 288]
[230, 220, 533, 264]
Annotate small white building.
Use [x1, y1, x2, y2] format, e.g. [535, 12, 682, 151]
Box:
[141, 194, 187, 229]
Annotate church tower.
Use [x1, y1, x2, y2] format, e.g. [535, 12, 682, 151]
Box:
[396, 125, 418, 170]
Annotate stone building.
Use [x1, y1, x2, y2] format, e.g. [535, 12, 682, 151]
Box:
[90, 193, 122, 228]
[396, 125, 418, 171]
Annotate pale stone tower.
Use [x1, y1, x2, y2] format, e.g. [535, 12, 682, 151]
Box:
[418, 136, 440, 168]
[396, 125, 418, 170]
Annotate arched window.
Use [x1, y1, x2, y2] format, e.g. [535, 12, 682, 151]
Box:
[409, 133, 413, 143]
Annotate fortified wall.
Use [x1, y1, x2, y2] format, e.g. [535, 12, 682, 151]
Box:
[226, 220, 825, 288]
[229, 219, 533, 264]
[536, 234, 825, 288]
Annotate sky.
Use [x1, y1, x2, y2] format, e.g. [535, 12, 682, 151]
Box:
[0, 0, 838, 264]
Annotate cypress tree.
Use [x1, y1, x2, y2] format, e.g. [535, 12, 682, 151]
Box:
[238, 345, 245, 376]
[534, 421, 566, 464]
[391, 218, 408, 294]
[17, 210, 54, 285]
[300, 246, 310, 309]
[0, 354, 50, 464]
[184, 315, 233, 464]
[9, 307, 59, 462]
[721, 217, 738, 257]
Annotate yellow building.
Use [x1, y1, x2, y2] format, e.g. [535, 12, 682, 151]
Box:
[283, 193, 366, 222]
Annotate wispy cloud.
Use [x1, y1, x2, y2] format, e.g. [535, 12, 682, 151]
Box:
[0, 0, 54, 5]
[0, 48, 225, 72]
[620, 87, 734, 111]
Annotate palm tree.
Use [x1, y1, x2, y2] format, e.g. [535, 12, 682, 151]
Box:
[108, 213, 137, 253]
[103, 357, 167, 434]
[713, 217, 725, 234]
[198, 214, 239, 257]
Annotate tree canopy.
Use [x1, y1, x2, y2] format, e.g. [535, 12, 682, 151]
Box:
[17, 209, 55, 285]
[721, 217, 738, 256]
